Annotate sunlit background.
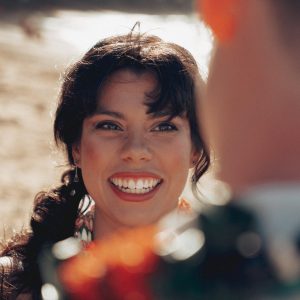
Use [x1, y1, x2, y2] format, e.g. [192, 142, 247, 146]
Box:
[0, 0, 225, 238]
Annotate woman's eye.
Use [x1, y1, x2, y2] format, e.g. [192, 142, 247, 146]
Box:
[152, 122, 178, 132]
[95, 122, 122, 131]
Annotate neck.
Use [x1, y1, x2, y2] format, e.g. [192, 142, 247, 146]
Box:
[93, 210, 126, 240]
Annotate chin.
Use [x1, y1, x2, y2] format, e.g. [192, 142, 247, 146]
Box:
[121, 215, 160, 229]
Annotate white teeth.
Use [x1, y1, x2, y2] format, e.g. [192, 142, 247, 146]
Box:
[110, 177, 161, 194]
[128, 179, 135, 189]
[136, 179, 143, 189]
[149, 178, 154, 187]
[118, 178, 122, 187]
[123, 179, 128, 188]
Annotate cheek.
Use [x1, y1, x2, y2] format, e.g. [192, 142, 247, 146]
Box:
[79, 137, 108, 180]
[160, 136, 193, 175]
[81, 140, 101, 165]
[79, 138, 109, 202]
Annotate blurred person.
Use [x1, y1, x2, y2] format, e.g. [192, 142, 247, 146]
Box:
[0, 30, 210, 299]
[187, 0, 300, 298]
[57, 1, 300, 299]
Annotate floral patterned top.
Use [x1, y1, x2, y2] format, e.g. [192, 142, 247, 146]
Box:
[74, 196, 95, 246]
[74, 197, 192, 246]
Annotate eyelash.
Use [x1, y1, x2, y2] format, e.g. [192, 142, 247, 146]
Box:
[95, 121, 122, 131]
[94, 121, 178, 132]
[152, 122, 178, 132]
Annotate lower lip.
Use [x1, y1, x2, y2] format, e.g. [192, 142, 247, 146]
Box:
[109, 182, 161, 202]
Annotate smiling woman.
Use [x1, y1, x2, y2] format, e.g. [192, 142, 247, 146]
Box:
[0, 28, 210, 299]
[72, 69, 199, 238]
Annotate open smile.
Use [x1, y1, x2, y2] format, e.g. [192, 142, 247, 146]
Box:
[108, 173, 163, 201]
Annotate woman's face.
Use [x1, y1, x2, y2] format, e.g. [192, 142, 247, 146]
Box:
[73, 69, 197, 237]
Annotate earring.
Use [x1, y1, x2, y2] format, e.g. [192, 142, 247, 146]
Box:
[74, 166, 79, 183]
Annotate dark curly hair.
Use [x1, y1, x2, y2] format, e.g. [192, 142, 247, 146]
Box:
[54, 32, 209, 182]
[0, 29, 210, 299]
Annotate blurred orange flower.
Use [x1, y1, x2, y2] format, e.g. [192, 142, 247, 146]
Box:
[59, 226, 158, 300]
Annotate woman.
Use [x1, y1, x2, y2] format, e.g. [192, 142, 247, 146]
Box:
[0, 30, 210, 299]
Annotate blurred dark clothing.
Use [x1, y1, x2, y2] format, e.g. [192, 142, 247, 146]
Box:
[153, 185, 300, 299]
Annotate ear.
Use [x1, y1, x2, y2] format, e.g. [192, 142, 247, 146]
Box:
[72, 143, 82, 167]
[197, 0, 241, 42]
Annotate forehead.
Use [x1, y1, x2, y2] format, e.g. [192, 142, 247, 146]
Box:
[102, 69, 157, 91]
[97, 69, 157, 106]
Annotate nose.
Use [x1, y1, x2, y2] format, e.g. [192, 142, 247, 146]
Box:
[120, 132, 152, 163]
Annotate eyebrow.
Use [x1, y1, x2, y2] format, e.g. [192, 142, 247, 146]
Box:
[150, 111, 172, 117]
[149, 111, 179, 121]
[93, 110, 125, 119]
[93, 109, 177, 120]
